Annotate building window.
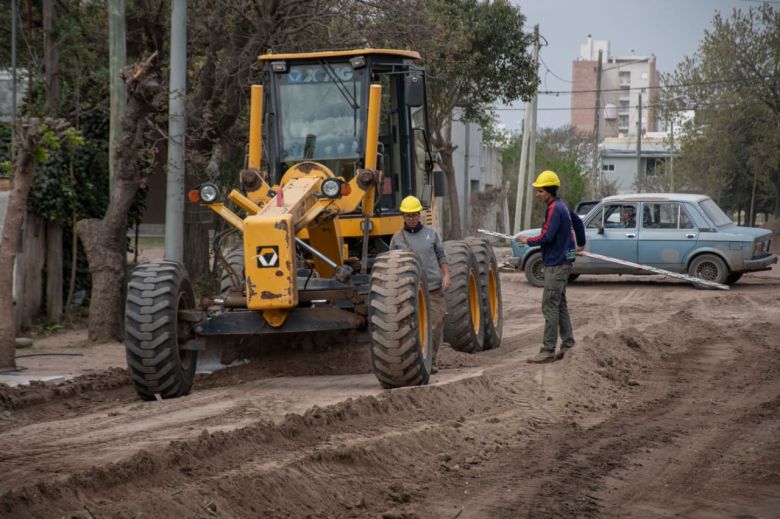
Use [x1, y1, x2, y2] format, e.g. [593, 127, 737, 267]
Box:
[601, 163, 615, 171]
[618, 115, 629, 128]
[646, 157, 665, 176]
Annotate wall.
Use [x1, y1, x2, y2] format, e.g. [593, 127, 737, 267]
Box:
[571, 61, 598, 134]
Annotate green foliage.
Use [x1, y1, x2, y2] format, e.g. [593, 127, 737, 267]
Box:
[657, 5, 780, 217]
[498, 126, 589, 227]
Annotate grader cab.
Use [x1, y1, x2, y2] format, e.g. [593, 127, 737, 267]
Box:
[125, 49, 504, 400]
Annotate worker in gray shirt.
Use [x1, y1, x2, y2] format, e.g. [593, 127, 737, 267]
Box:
[389, 196, 451, 371]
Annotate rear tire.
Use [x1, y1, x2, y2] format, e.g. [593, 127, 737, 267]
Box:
[125, 261, 198, 400]
[443, 240, 485, 353]
[368, 250, 433, 388]
[465, 237, 503, 350]
[688, 253, 728, 288]
[524, 252, 545, 287]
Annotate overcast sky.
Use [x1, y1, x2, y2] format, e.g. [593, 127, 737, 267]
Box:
[496, 0, 760, 132]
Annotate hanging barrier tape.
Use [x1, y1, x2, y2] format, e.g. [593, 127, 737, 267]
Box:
[477, 229, 729, 291]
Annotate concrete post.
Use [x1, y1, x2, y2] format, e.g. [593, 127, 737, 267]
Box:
[164, 0, 186, 262]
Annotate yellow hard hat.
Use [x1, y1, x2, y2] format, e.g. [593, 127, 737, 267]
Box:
[532, 170, 561, 188]
[400, 195, 423, 213]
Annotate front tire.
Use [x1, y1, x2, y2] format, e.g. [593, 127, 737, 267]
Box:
[465, 237, 503, 350]
[125, 261, 198, 400]
[524, 252, 545, 287]
[443, 240, 485, 353]
[219, 248, 244, 296]
[368, 250, 433, 388]
[688, 253, 728, 288]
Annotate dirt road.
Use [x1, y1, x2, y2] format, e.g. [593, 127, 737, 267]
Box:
[1, 259, 779, 517]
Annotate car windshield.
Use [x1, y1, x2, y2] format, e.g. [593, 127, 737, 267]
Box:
[698, 198, 733, 227]
[276, 63, 364, 162]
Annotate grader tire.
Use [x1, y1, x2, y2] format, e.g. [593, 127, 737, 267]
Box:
[443, 240, 485, 353]
[219, 248, 245, 296]
[368, 250, 433, 389]
[465, 237, 503, 350]
[125, 261, 198, 400]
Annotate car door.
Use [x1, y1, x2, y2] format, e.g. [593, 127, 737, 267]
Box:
[637, 202, 698, 271]
[581, 203, 639, 273]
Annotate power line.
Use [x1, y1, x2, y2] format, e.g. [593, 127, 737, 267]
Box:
[538, 76, 765, 96]
[493, 104, 700, 112]
[539, 55, 573, 83]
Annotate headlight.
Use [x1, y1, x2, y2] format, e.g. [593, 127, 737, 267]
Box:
[199, 183, 220, 203]
[321, 178, 341, 198]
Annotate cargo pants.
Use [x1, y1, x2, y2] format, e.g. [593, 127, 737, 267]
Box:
[541, 264, 575, 353]
[428, 288, 447, 364]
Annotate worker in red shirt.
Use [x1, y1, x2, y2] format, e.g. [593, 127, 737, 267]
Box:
[516, 170, 586, 363]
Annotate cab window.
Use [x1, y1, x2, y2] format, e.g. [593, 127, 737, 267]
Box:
[642, 202, 689, 229]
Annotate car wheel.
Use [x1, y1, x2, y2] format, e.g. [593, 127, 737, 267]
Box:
[688, 254, 728, 288]
[725, 272, 743, 285]
[523, 253, 545, 288]
[568, 274, 580, 283]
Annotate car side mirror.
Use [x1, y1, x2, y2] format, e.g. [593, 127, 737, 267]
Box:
[597, 223, 605, 235]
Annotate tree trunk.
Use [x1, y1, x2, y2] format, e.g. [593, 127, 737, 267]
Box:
[46, 222, 63, 321]
[430, 116, 462, 241]
[43, 0, 59, 114]
[76, 219, 126, 341]
[76, 53, 161, 342]
[0, 135, 38, 369]
[439, 147, 462, 240]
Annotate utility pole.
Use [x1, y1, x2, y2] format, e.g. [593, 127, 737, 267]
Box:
[108, 0, 126, 194]
[11, 0, 17, 160]
[669, 117, 674, 192]
[590, 50, 603, 196]
[522, 84, 538, 231]
[165, 0, 186, 262]
[522, 25, 541, 231]
[636, 92, 642, 188]
[513, 105, 531, 234]
[513, 24, 539, 234]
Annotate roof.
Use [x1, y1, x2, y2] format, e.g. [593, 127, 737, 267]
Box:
[600, 136, 674, 158]
[259, 49, 421, 61]
[602, 193, 710, 203]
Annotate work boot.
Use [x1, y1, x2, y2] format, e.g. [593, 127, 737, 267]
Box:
[527, 350, 555, 364]
[556, 346, 574, 360]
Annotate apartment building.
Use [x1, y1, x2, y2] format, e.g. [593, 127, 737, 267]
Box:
[571, 36, 660, 140]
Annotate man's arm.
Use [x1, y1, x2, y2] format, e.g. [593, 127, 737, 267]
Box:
[570, 209, 586, 250]
[433, 232, 451, 291]
[525, 203, 560, 247]
[440, 262, 451, 292]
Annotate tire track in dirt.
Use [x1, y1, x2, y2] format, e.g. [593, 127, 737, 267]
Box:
[1, 270, 778, 517]
[425, 318, 780, 518]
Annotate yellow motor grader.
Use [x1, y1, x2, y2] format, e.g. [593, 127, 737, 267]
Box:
[124, 49, 503, 400]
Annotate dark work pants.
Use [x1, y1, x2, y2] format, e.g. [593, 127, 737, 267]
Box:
[429, 288, 446, 363]
[541, 264, 575, 353]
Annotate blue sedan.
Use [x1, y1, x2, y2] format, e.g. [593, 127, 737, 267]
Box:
[510, 194, 777, 287]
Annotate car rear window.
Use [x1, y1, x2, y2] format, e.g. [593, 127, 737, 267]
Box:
[698, 199, 733, 227]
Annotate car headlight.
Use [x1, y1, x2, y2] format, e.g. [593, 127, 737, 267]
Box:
[321, 178, 341, 199]
[199, 183, 220, 203]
